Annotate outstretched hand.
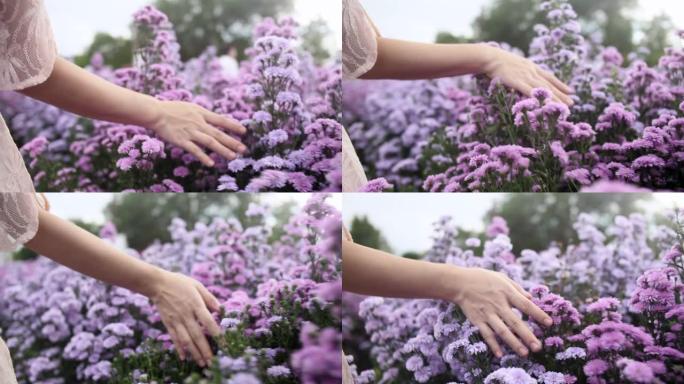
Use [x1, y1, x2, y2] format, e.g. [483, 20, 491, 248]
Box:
[146, 100, 248, 167]
[446, 267, 553, 358]
[484, 47, 574, 106]
[149, 271, 222, 367]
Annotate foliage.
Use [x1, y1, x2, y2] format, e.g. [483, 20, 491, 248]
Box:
[487, 193, 648, 253]
[345, 210, 684, 384]
[1, 5, 341, 192]
[154, 0, 294, 61]
[344, 0, 684, 192]
[0, 195, 341, 384]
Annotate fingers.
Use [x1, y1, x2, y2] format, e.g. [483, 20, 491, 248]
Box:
[196, 282, 221, 313]
[539, 69, 573, 94]
[204, 111, 247, 135]
[508, 279, 532, 300]
[488, 315, 528, 357]
[475, 322, 503, 358]
[165, 323, 185, 361]
[201, 125, 247, 155]
[509, 291, 553, 327]
[175, 325, 205, 366]
[192, 132, 237, 162]
[500, 310, 542, 353]
[182, 142, 215, 167]
[541, 78, 574, 106]
[196, 306, 222, 337]
[182, 319, 213, 366]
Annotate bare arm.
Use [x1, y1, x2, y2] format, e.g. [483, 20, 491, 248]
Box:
[342, 239, 553, 358]
[20, 58, 247, 167]
[26, 210, 221, 367]
[363, 39, 574, 105]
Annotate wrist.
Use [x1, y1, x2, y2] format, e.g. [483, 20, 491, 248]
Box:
[136, 265, 167, 299]
[434, 264, 468, 303]
[135, 95, 164, 131]
[477, 44, 501, 76]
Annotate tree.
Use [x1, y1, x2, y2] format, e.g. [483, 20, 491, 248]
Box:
[74, 32, 133, 68]
[486, 194, 650, 253]
[301, 18, 333, 65]
[349, 216, 392, 253]
[154, 0, 295, 61]
[105, 193, 256, 250]
[640, 14, 675, 67]
[434, 32, 474, 45]
[472, 0, 650, 57]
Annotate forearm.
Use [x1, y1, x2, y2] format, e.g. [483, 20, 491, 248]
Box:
[363, 39, 496, 80]
[20, 57, 160, 127]
[342, 239, 459, 300]
[26, 209, 163, 298]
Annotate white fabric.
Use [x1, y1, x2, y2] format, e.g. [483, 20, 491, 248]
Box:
[342, 0, 379, 80]
[0, 2, 55, 380]
[0, 338, 16, 384]
[342, 126, 368, 192]
[0, 0, 55, 245]
[0, 0, 58, 91]
[342, 0, 377, 192]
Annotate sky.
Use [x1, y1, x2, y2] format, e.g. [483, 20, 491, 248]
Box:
[45, 0, 341, 57]
[362, 0, 684, 43]
[344, 193, 684, 255]
[45, 193, 342, 224]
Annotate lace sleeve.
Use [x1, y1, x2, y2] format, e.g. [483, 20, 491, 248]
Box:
[0, 0, 58, 91]
[342, 0, 380, 79]
[0, 193, 40, 252]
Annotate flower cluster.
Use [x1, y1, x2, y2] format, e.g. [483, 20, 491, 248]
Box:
[343, 0, 684, 191]
[345, 212, 684, 383]
[0, 194, 341, 383]
[0, 6, 341, 192]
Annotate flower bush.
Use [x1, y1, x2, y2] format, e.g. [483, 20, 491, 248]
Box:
[345, 211, 684, 383]
[343, 0, 684, 192]
[0, 194, 341, 383]
[0, 6, 342, 192]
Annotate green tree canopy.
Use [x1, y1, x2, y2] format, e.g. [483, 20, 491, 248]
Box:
[471, 0, 671, 60]
[154, 0, 295, 61]
[486, 193, 651, 253]
[74, 32, 133, 68]
[105, 193, 256, 250]
[349, 215, 392, 253]
[300, 18, 333, 65]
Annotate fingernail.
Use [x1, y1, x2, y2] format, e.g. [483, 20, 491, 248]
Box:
[545, 318, 553, 326]
[238, 145, 246, 152]
[519, 348, 528, 356]
[532, 341, 541, 351]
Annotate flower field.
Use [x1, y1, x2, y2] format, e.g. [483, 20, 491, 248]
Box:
[344, 212, 684, 383]
[343, 0, 684, 192]
[0, 194, 341, 383]
[0, 6, 341, 192]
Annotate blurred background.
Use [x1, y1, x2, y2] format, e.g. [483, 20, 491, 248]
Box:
[362, 0, 683, 66]
[45, 0, 341, 68]
[344, 194, 684, 258]
[1, 193, 342, 263]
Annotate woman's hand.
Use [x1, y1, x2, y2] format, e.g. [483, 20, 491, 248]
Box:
[146, 100, 248, 167]
[442, 267, 553, 358]
[148, 271, 222, 366]
[483, 46, 574, 106]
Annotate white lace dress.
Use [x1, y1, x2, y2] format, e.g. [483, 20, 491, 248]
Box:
[342, 0, 380, 192]
[0, 0, 57, 382]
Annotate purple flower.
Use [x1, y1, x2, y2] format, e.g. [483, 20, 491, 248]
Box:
[359, 178, 393, 192]
[584, 359, 609, 376]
